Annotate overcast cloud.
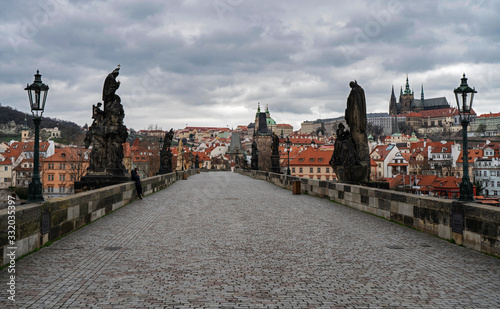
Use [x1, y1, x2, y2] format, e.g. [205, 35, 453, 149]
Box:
[1, 0, 499, 131]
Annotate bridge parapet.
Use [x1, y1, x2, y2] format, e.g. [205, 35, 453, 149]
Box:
[0, 169, 199, 265]
[237, 169, 500, 257]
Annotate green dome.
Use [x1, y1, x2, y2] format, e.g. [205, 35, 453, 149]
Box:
[266, 117, 276, 125]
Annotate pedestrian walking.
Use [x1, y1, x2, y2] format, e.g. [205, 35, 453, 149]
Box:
[131, 167, 143, 199]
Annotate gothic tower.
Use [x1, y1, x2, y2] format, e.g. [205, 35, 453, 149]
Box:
[399, 74, 414, 113]
[389, 85, 398, 115]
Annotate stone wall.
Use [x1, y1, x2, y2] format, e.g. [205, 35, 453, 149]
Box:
[237, 169, 500, 257]
[0, 169, 198, 266]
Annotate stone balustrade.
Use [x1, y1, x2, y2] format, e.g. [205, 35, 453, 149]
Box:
[0, 169, 198, 265]
[237, 169, 500, 257]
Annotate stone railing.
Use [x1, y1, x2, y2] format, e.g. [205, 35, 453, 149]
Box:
[0, 169, 199, 266]
[237, 169, 500, 257]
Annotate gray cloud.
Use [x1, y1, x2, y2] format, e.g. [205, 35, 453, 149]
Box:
[0, 0, 499, 131]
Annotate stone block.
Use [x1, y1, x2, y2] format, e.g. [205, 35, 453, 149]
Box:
[91, 208, 105, 222]
[463, 230, 481, 251]
[19, 221, 39, 240]
[391, 192, 407, 203]
[438, 223, 451, 239]
[67, 205, 80, 221]
[344, 192, 353, 202]
[399, 203, 414, 217]
[61, 221, 74, 235]
[51, 210, 68, 227]
[18, 205, 42, 225]
[465, 218, 482, 234]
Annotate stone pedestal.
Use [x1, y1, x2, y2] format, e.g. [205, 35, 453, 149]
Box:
[75, 168, 130, 192]
[271, 154, 281, 173]
[332, 164, 369, 185]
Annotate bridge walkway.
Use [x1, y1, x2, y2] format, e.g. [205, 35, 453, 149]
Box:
[1, 172, 499, 308]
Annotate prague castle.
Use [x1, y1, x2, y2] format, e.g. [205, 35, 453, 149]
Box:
[389, 75, 450, 115]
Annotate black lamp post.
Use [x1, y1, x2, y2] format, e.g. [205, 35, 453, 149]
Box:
[25, 70, 49, 203]
[454, 73, 476, 201]
[158, 137, 164, 174]
[286, 136, 291, 175]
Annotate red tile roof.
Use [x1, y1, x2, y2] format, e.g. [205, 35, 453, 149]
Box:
[289, 147, 333, 166]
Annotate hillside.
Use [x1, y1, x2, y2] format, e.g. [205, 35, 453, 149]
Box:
[0, 105, 84, 144]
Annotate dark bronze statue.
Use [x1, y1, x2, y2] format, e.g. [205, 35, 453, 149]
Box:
[102, 66, 120, 108]
[251, 140, 259, 170]
[75, 66, 129, 192]
[194, 154, 199, 169]
[159, 128, 174, 174]
[270, 132, 281, 173]
[330, 81, 370, 184]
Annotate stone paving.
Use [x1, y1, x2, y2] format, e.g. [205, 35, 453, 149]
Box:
[1, 172, 500, 308]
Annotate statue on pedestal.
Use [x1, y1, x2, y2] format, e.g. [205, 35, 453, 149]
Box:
[159, 128, 174, 174]
[330, 81, 370, 184]
[270, 132, 281, 173]
[75, 66, 129, 192]
[251, 140, 259, 170]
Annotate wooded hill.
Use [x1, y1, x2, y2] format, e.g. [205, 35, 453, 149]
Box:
[0, 105, 84, 144]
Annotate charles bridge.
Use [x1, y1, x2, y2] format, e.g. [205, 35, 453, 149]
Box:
[1, 170, 499, 308]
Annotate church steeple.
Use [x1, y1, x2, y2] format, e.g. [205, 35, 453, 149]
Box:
[389, 85, 398, 115]
[421, 84, 424, 102]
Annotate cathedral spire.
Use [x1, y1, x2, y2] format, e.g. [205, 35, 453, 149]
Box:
[404, 74, 411, 95]
[421, 84, 424, 102]
[389, 85, 398, 115]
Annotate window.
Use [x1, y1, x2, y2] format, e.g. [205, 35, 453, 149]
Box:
[299, 167, 303, 173]
[492, 171, 497, 176]
[497, 181, 500, 187]
[59, 175, 65, 181]
[326, 167, 330, 173]
[4, 167, 7, 171]
[60, 163, 65, 169]
[317, 167, 321, 173]
[59, 187, 65, 193]
[309, 167, 313, 173]
[47, 175, 54, 181]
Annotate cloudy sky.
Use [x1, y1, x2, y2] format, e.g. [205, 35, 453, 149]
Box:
[1, 0, 499, 131]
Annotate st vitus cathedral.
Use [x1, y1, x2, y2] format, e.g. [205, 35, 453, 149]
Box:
[389, 75, 450, 115]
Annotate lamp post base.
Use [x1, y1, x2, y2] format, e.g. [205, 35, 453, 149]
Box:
[27, 179, 44, 203]
[459, 179, 474, 201]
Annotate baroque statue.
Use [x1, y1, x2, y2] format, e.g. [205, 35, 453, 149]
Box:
[75, 66, 129, 191]
[270, 132, 281, 173]
[330, 81, 370, 184]
[251, 140, 259, 170]
[159, 128, 174, 174]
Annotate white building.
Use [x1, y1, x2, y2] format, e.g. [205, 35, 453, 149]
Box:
[474, 157, 500, 197]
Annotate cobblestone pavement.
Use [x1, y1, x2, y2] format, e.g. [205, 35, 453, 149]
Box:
[2, 172, 500, 308]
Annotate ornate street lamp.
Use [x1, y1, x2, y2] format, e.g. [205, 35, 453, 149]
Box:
[454, 73, 476, 201]
[25, 70, 49, 203]
[158, 137, 164, 175]
[286, 136, 291, 175]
